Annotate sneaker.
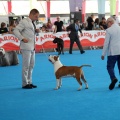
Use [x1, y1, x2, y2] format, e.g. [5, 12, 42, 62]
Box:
[109, 78, 118, 90]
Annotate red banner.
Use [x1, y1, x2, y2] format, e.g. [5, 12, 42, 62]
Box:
[0, 31, 106, 51]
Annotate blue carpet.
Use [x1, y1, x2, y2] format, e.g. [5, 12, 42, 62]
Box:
[0, 50, 120, 120]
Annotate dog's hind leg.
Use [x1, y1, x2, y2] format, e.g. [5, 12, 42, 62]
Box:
[81, 71, 88, 89]
[76, 76, 82, 91]
[59, 78, 62, 88]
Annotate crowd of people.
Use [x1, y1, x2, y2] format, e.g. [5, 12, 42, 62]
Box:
[0, 14, 120, 35]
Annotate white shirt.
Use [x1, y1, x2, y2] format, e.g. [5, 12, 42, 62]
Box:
[102, 23, 120, 56]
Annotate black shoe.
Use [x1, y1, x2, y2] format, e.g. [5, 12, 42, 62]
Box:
[81, 51, 85, 54]
[69, 52, 72, 54]
[109, 78, 118, 90]
[30, 84, 37, 88]
[22, 84, 32, 89]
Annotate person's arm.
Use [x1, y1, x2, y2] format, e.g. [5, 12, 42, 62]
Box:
[62, 24, 66, 31]
[79, 25, 83, 36]
[13, 20, 26, 41]
[53, 21, 57, 33]
[9, 26, 13, 34]
[101, 30, 110, 60]
[54, 25, 57, 33]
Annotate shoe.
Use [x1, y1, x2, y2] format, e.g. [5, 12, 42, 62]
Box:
[69, 52, 72, 54]
[81, 51, 85, 54]
[29, 84, 37, 88]
[109, 78, 118, 90]
[22, 84, 33, 89]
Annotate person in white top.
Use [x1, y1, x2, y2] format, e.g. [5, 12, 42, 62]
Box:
[13, 9, 40, 89]
[101, 17, 120, 90]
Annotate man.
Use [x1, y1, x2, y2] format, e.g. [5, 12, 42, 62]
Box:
[66, 19, 85, 54]
[54, 16, 65, 33]
[112, 15, 120, 26]
[101, 17, 120, 90]
[13, 9, 40, 89]
[86, 14, 94, 30]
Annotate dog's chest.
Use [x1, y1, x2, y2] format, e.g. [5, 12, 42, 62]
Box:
[54, 61, 63, 73]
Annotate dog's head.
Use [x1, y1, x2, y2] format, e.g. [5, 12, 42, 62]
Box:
[0, 47, 5, 58]
[48, 55, 59, 64]
[53, 38, 58, 43]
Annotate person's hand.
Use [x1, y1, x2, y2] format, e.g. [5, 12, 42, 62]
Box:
[35, 29, 40, 33]
[101, 55, 104, 60]
[22, 38, 28, 43]
[81, 33, 83, 37]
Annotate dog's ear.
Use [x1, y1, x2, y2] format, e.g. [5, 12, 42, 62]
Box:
[54, 55, 59, 61]
[57, 55, 59, 60]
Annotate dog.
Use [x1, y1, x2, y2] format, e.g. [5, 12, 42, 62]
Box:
[48, 55, 91, 91]
[53, 37, 64, 55]
[0, 47, 19, 66]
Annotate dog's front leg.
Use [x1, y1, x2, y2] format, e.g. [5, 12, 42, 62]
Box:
[54, 79, 60, 90]
[59, 78, 62, 88]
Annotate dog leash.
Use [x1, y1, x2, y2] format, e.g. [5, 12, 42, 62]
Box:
[41, 44, 49, 58]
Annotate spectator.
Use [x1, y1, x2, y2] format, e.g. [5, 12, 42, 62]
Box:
[86, 14, 94, 30]
[101, 17, 120, 90]
[99, 17, 107, 30]
[9, 20, 16, 34]
[54, 16, 65, 33]
[80, 22, 87, 30]
[46, 19, 53, 32]
[40, 25, 47, 33]
[112, 15, 120, 26]
[93, 18, 101, 30]
[0, 22, 9, 34]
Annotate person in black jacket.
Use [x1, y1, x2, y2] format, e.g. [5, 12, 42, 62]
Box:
[0, 22, 8, 34]
[66, 19, 85, 54]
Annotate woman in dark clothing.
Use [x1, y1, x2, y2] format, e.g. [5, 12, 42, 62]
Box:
[0, 22, 8, 34]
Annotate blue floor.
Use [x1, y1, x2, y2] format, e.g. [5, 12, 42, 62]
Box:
[0, 50, 120, 120]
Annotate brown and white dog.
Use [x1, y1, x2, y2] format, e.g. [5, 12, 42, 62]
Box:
[48, 55, 91, 91]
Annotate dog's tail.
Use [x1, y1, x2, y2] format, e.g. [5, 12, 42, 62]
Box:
[79, 65, 92, 69]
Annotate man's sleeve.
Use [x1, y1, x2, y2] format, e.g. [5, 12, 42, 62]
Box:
[102, 30, 110, 56]
[13, 20, 25, 41]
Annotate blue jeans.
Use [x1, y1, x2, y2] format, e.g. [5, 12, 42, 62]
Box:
[107, 55, 120, 81]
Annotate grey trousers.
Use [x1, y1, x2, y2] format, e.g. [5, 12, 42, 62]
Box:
[21, 49, 35, 86]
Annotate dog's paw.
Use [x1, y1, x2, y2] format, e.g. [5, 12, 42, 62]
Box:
[77, 88, 81, 91]
[54, 87, 58, 90]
